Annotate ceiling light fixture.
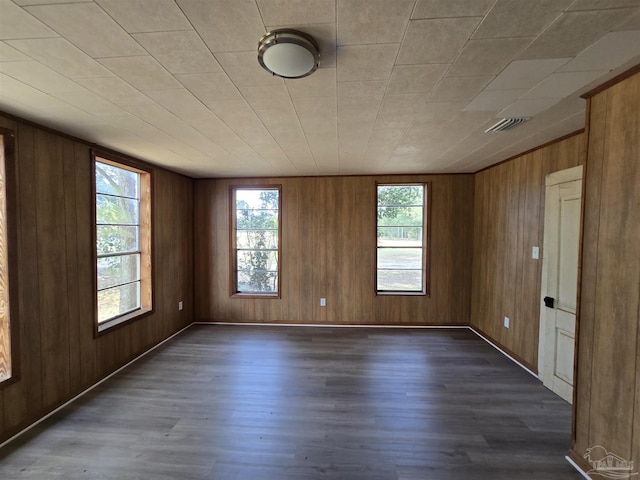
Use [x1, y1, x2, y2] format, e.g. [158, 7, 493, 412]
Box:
[257, 29, 320, 79]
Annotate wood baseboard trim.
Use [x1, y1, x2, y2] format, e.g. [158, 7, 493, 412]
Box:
[194, 321, 470, 329]
[566, 449, 593, 479]
[468, 326, 538, 378]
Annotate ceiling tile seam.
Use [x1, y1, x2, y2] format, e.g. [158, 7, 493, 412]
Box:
[512, 7, 576, 48]
[96, 57, 184, 92]
[172, 0, 230, 65]
[282, 80, 322, 172]
[428, 118, 501, 171]
[117, 27, 193, 35]
[0, 62, 90, 96]
[333, 0, 341, 172]
[253, 0, 268, 35]
[7, 2, 62, 40]
[142, 90, 281, 167]
[1, 88, 104, 126]
[204, 3, 317, 173]
[16, 46, 257, 169]
[16, 4, 135, 62]
[423, 15, 492, 106]
[566, 2, 640, 12]
[352, 6, 419, 168]
[410, 0, 497, 23]
[170, 0, 297, 171]
[168, 77, 286, 169]
[91, 0, 190, 38]
[208, 74, 300, 172]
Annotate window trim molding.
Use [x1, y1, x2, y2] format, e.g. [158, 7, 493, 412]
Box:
[91, 150, 155, 335]
[229, 184, 282, 299]
[0, 126, 20, 389]
[375, 181, 431, 297]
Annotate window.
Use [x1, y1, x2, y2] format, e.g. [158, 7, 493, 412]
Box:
[231, 186, 281, 296]
[94, 154, 152, 332]
[0, 129, 17, 385]
[376, 183, 428, 294]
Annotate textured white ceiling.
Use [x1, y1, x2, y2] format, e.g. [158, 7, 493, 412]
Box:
[1, 0, 639, 177]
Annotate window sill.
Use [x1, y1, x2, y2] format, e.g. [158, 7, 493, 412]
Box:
[96, 307, 153, 336]
[376, 291, 427, 296]
[231, 293, 281, 299]
[0, 375, 19, 390]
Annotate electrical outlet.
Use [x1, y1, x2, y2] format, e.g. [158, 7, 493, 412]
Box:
[532, 246, 539, 259]
[320, 298, 326, 307]
[178, 301, 183, 311]
[504, 316, 510, 328]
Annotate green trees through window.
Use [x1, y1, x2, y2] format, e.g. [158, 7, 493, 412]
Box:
[377, 184, 426, 293]
[232, 187, 280, 295]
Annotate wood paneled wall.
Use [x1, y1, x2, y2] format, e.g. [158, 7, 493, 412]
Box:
[573, 70, 640, 467]
[194, 174, 474, 325]
[470, 132, 585, 370]
[0, 113, 194, 444]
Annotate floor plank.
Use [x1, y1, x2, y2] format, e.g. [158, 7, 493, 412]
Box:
[0, 325, 582, 479]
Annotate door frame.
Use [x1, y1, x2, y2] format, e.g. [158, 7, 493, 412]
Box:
[538, 165, 583, 402]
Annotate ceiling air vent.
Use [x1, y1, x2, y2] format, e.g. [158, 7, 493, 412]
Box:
[485, 117, 529, 133]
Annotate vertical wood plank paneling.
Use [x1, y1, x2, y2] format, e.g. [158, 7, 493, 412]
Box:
[470, 131, 585, 370]
[298, 177, 315, 322]
[574, 95, 607, 455]
[193, 181, 213, 321]
[194, 174, 474, 326]
[635, 343, 640, 480]
[517, 152, 544, 366]
[3, 124, 42, 432]
[74, 144, 96, 389]
[587, 75, 640, 459]
[452, 175, 474, 324]
[35, 130, 70, 409]
[63, 140, 82, 395]
[0, 113, 194, 443]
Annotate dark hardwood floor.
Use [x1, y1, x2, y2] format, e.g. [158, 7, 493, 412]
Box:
[0, 325, 583, 479]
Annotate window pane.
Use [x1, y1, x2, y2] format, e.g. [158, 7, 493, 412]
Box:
[97, 225, 139, 255]
[0, 134, 11, 382]
[377, 270, 422, 291]
[97, 281, 140, 323]
[377, 206, 423, 226]
[377, 226, 423, 246]
[97, 254, 140, 290]
[236, 189, 279, 209]
[377, 185, 423, 206]
[236, 209, 278, 229]
[236, 230, 278, 249]
[237, 250, 278, 272]
[96, 162, 138, 198]
[376, 184, 425, 294]
[233, 187, 280, 295]
[96, 194, 140, 225]
[377, 248, 423, 269]
[237, 270, 278, 293]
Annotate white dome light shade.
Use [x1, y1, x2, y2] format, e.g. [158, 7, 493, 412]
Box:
[258, 29, 320, 79]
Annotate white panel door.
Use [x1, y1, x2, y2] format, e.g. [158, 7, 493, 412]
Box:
[538, 166, 582, 403]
